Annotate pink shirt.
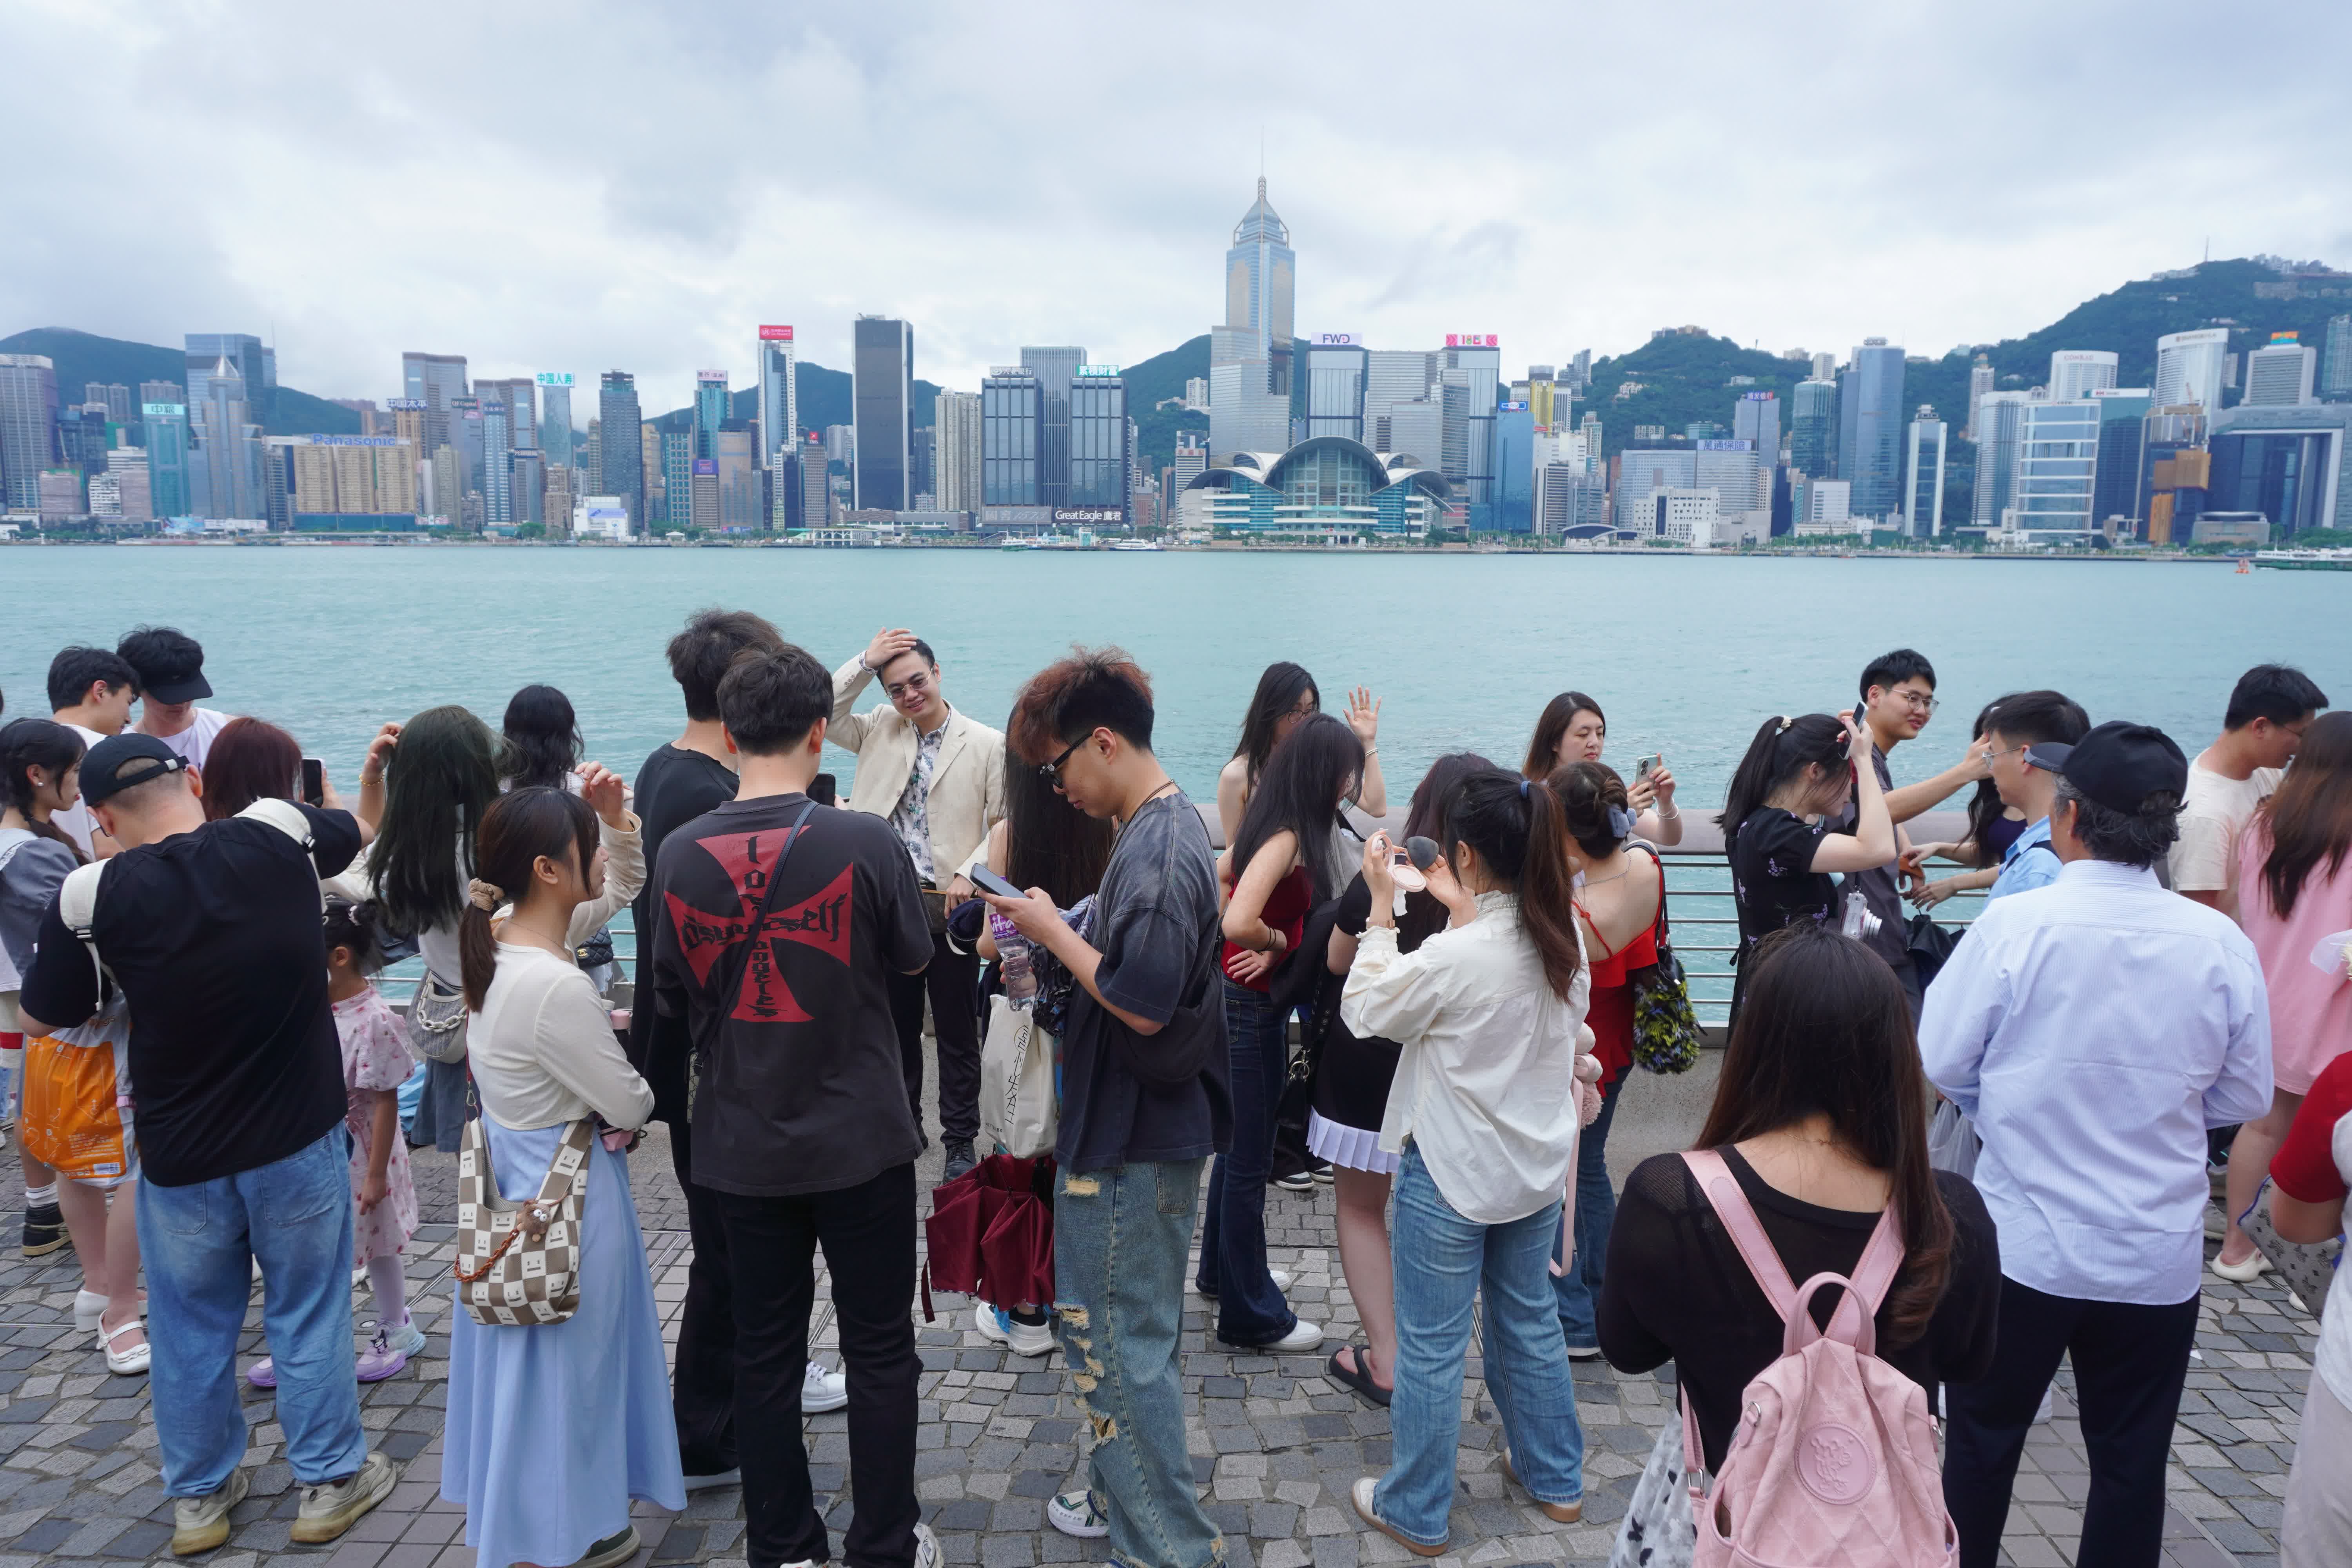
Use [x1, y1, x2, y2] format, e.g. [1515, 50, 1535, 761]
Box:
[2237, 824, 2352, 1094]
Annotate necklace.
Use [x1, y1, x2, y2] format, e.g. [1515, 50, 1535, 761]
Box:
[1582, 865, 1630, 886]
[503, 915, 571, 957]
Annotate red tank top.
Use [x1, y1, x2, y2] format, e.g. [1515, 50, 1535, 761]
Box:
[1221, 865, 1314, 993]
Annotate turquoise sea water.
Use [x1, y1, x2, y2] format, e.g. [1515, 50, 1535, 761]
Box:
[1, 546, 2346, 808]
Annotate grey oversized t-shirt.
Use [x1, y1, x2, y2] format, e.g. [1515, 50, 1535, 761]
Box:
[1055, 789, 1232, 1172]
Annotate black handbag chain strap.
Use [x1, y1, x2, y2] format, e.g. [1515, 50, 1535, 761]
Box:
[712, 799, 820, 1010]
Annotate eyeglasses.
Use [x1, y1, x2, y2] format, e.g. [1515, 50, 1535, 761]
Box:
[1893, 690, 1940, 712]
[1984, 743, 2029, 762]
[884, 671, 933, 701]
[1039, 735, 1085, 782]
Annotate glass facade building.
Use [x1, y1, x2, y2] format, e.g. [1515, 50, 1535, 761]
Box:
[981, 369, 1040, 506]
[662, 430, 694, 526]
[597, 371, 643, 532]
[1903, 410, 1946, 537]
[1224, 179, 1296, 385]
[693, 372, 730, 460]
[401, 352, 469, 456]
[2154, 329, 2229, 413]
[853, 316, 913, 511]
[1789, 379, 1837, 477]
[1307, 343, 1368, 442]
[537, 378, 573, 474]
[482, 401, 512, 525]
[756, 333, 797, 470]
[1492, 402, 1533, 533]
[2208, 404, 2352, 538]
[1971, 392, 2029, 528]
[2090, 389, 2151, 526]
[141, 401, 192, 517]
[2011, 401, 2101, 539]
[1020, 346, 1084, 510]
[1068, 372, 1128, 514]
[1185, 437, 1446, 539]
[1837, 340, 1906, 521]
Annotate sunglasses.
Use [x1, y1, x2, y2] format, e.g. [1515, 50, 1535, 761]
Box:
[1039, 735, 1085, 782]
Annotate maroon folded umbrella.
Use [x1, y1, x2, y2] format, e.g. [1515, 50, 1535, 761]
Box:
[979, 1182, 1056, 1310]
[922, 1152, 1056, 1318]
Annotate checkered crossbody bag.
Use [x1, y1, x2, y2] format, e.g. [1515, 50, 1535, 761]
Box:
[454, 1116, 596, 1326]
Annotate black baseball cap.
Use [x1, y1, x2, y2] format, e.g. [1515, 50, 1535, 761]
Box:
[80, 734, 189, 806]
[116, 627, 212, 705]
[2024, 721, 2187, 815]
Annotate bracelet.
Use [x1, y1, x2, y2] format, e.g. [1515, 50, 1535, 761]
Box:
[1657, 804, 1679, 821]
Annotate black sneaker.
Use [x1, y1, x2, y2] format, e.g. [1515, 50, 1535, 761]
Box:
[22, 1203, 66, 1259]
[941, 1139, 978, 1183]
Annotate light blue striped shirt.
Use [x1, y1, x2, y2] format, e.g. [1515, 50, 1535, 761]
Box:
[1986, 816, 2060, 901]
[1920, 858, 2272, 1305]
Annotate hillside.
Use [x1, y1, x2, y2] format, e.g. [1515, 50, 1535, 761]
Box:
[0, 327, 362, 435]
[650, 364, 943, 439]
[1123, 334, 1210, 475]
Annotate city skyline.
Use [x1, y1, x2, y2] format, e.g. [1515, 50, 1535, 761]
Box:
[7, 3, 2350, 416]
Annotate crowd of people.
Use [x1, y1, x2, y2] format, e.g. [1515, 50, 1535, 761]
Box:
[0, 619, 2347, 1568]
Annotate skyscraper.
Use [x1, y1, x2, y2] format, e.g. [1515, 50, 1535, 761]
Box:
[980, 368, 1040, 505]
[717, 425, 759, 529]
[1021, 346, 1085, 509]
[693, 371, 730, 460]
[598, 371, 643, 532]
[0, 354, 62, 511]
[2012, 400, 2101, 539]
[2153, 329, 2229, 412]
[482, 400, 513, 525]
[186, 334, 274, 425]
[85, 383, 131, 423]
[1224, 178, 1296, 388]
[1965, 357, 1995, 439]
[1494, 401, 1534, 533]
[2244, 335, 2318, 407]
[1902, 406, 1947, 537]
[1306, 339, 1368, 441]
[934, 390, 982, 514]
[536, 374, 574, 471]
[1441, 339, 1502, 514]
[755, 327, 797, 471]
[190, 358, 263, 519]
[1971, 392, 2030, 528]
[1789, 379, 1837, 477]
[1811, 351, 1837, 383]
[661, 430, 693, 526]
[2090, 387, 2152, 526]
[1732, 390, 1781, 478]
[141, 398, 191, 517]
[2048, 350, 2119, 403]
[2324, 314, 2352, 401]
[1068, 367, 1129, 517]
[402, 352, 470, 456]
[1837, 339, 1906, 521]
[853, 316, 912, 511]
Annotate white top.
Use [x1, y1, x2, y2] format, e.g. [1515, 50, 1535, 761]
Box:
[2168, 760, 2282, 917]
[1920, 858, 2273, 1305]
[1342, 890, 1590, 1225]
[147, 708, 233, 769]
[2312, 1108, 2352, 1408]
[468, 941, 654, 1132]
[50, 722, 109, 859]
[412, 811, 643, 984]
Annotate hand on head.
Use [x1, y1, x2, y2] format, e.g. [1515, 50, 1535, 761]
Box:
[864, 627, 919, 672]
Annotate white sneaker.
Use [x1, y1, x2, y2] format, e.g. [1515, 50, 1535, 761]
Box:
[171, 1466, 250, 1555]
[974, 1301, 1058, 1357]
[1228, 1318, 1323, 1354]
[802, 1359, 848, 1414]
[912, 1521, 941, 1567]
[1048, 1488, 1110, 1539]
[1193, 1268, 1292, 1298]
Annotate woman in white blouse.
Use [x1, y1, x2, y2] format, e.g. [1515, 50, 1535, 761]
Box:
[439, 786, 682, 1568]
[1340, 768, 1599, 1559]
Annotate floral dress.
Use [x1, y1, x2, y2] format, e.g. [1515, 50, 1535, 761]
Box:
[337, 986, 419, 1262]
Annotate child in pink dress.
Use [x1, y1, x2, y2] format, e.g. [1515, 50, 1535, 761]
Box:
[248, 898, 423, 1386]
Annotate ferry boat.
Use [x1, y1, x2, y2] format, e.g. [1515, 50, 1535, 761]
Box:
[2255, 548, 2352, 572]
[1111, 539, 1164, 552]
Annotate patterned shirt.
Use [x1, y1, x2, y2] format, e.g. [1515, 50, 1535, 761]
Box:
[889, 715, 949, 885]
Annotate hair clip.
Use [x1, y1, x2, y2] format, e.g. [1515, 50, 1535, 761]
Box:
[1518, 777, 1532, 799]
[1608, 805, 1636, 838]
[1777, 715, 1794, 734]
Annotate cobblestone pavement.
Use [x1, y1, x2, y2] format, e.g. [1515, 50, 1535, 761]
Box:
[0, 1129, 2311, 1566]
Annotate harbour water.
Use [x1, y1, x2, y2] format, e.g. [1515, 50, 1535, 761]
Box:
[1, 546, 2345, 804]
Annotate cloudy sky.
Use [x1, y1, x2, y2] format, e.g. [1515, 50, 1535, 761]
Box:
[9, 0, 2350, 413]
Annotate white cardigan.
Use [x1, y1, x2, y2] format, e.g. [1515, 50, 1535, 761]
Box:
[469, 942, 655, 1132]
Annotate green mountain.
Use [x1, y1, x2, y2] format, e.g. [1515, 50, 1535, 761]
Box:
[1123, 334, 1211, 477]
[0, 327, 363, 435]
[649, 364, 942, 439]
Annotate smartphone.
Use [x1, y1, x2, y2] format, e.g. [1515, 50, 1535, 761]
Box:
[811, 772, 838, 806]
[967, 865, 1026, 901]
[301, 757, 325, 806]
[1634, 754, 1660, 784]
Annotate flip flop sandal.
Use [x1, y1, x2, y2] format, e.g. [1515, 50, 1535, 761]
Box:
[1325, 1343, 1392, 1407]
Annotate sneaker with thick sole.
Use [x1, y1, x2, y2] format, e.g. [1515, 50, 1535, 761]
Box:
[1352, 1476, 1445, 1557]
[377, 1316, 428, 1358]
[21, 1203, 66, 1258]
[802, 1359, 848, 1414]
[567, 1526, 641, 1568]
[355, 1328, 410, 1383]
[940, 1139, 978, 1183]
[1047, 1488, 1110, 1539]
[1224, 1318, 1323, 1354]
[1193, 1268, 1292, 1298]
[1272, 1171, 1315, 1191]
[246, 1356, 279, 1389]
[289, 1451, 397, 1543]
[171, 1466, 251, 1556]
[974, 1301, 1058, 1357]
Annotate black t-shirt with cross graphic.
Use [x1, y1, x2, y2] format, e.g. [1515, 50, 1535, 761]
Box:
[649, 791, 933, 1197]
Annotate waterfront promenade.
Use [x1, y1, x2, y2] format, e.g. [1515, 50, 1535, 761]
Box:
[0, 1101, 2303, 1568]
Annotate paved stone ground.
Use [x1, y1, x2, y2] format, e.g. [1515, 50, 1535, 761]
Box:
[0, 1125, 2311, 1566]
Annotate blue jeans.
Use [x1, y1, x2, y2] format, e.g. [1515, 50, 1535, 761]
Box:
[1197, 982, 1296, 1347]
[1056, 1160, 1225, 1568]
[138, 1129, 365, 1495]
[1377, 1143, 1584, 1549]
[1551, 1074, 1623, 1348]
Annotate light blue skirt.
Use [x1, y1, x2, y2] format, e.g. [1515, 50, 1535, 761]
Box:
[442, 1120, 685, 1566]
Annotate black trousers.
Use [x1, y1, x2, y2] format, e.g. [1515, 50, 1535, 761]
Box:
[669, 1118, 736, 1477]
[1942, 1276, 2199, 1568]
[887, 930, 980, 1146]
[719, 1163, 920, 1568]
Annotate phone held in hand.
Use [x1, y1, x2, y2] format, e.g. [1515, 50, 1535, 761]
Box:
[967, 865, 1027, 901]
[301, 757, 325, 806]
[1634, 754, 1660, 784]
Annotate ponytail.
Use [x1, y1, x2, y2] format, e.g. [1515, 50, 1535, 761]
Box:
[458, 786, 599, 1011]
[1443, 769, 1585, 1002]
[0, 719, 89, 864]
[1718, 712, 1850, 838]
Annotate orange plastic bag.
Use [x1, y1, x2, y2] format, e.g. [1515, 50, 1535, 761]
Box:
[20, 1005, 131, 1183]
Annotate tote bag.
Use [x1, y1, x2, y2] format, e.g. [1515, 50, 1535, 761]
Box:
[978, 994, 1057, 1160]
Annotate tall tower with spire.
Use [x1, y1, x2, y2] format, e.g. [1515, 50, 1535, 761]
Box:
[1223, 177, 1296, 392]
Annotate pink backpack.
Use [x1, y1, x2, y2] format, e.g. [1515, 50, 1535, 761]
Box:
[1678, 1149, 1958, 1565]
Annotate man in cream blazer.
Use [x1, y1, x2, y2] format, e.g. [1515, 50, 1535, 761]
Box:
[831, 628, 1007, 1182]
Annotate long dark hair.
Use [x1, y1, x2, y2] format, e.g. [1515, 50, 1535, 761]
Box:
[0, 719, 87, 859]
[1443, 768, 1584, 1000]
[1958, 697, 2008, 869]
[1697, 924, 1956, 1343]
[499, 684, 583, 791]
[1230, 712, 1365, 900]
[459, 787, 599, 1011]
[368, 705, 502, 936]
[1718, 713, 1852, 838]
[1231, 661, 1318, 788]
[1001, 702, 1114, 908]
[1548, 758, 1635, 863]
[1524, 690, 1604, 779]
[2258, 710, 2352, 918]
[1397, 751, 1493, 949]
[201, 716, 302, 821]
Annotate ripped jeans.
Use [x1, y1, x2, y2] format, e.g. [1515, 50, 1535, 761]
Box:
[1054, 1159, 1225, 1568]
